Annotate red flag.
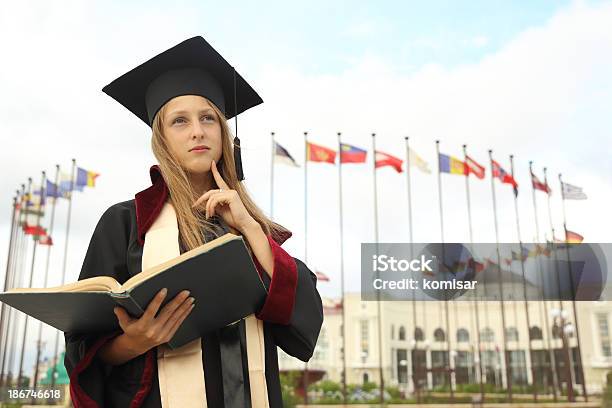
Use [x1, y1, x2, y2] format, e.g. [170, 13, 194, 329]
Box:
[531, 171, 551, 194]
[375, 150, 403, 172]
[22, 224, 46, 237]
[565, 230, 584, 243]
[492, 160, 518, 195]
[306, 142, 336, 164]
[315, 270, 330, 282]
[464, 155, 485, 179]
[468, 258, 485, 273]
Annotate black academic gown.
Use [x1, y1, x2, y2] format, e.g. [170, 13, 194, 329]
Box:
[64, 171, 323, 408]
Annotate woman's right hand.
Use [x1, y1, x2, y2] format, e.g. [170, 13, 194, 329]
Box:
[113, 288, 195, 353]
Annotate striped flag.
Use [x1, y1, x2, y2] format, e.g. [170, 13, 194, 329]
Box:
[306, 142, 336, 164]
[273, 141, 299, 167]
[531, 170, 551, 194]
[561, 182, 587, 200]
[492, 160, 518, 196]
[339, 143, 367, 164]
[565, 230, 584, 243]
[408, 148, 431, 174]
[439, 153, 465, 175]
[375, 150, 403, 172]
[465, 155, 485, 179]
[76, 167, 100, 188]
[315, 270, 330, 282]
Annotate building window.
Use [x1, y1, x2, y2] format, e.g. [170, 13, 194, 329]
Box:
[434, 328, 446, 342]
[457, 328, 470, 343]
[480, 327, 495, 342]
[529, 326, 543, 340]
[399, 326, 406, 341]
[414, 327, 424, 341]
[360, 320, 369, 361]
[363, 373, 369, 384]
[506, 327, 519, 342]
[597, 313, 612, 357]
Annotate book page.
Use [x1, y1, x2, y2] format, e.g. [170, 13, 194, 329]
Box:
[5, 276, 121, 293]
[117, 233, 239, 292]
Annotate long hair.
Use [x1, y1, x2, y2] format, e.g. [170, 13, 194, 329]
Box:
[151, 98, 288, 251]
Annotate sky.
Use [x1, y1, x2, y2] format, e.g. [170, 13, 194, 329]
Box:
[0, 0, 611, 376]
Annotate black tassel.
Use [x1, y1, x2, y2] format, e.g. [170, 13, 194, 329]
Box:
[233, 135, 244, 181]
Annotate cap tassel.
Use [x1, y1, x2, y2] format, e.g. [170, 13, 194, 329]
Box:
[234, 135, 244, 181]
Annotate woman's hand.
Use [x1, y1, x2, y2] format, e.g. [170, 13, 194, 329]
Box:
[113, 288, 195, 353]
[192, 160, 258, 233]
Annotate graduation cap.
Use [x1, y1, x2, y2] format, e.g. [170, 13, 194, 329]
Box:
[102, 36, 263, 181]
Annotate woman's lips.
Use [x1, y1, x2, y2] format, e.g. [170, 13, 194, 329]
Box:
[189, 145, 210, 152]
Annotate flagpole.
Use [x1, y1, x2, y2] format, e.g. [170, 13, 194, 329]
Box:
[558, 173, 588, 402]
[435, 140, 454, 401]
[51, 158, 77, 392]
[404, 137, 421, 402]
[509, 155, 537, 402]
[529, 161, 559, 401]
[16, 176, 36, 385]
[371, 133, 385, 403]
[463, 145, 485, 402]
[302, 133, 310, 405]
[488, 150, 512, 402]
[37, 165, 60, 390]
[0, 194, 19, 386]
[336, 132, 348, 404]
[18, 172, 46, 387]
[544, 167, 574, 402]
[3, 184, 26, 386]
[270, 132, 275, 220]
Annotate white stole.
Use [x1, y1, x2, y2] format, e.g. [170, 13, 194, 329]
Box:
[141, 201, 270, 407]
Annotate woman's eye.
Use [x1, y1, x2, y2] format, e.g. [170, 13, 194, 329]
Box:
[172, 117, 186, 125]
[201, 115, 214, 122]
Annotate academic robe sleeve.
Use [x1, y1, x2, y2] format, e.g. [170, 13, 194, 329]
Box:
[252, 235, 323, 362]
[63, 203, 131, 407]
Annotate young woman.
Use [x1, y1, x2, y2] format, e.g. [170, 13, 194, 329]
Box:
[64, 36, 323, 407]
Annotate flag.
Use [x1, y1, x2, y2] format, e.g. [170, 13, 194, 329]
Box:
[408, 148, 431, 174]
[273, 141, 299, 167]
[468, 258, 485, 273]
[439, 153, 465, 175]
[39, 233, 53, 246]
[76, 167, 99, 188]
[315, 270, 330, 282]
[464, 155, 485, 179]
[24, 190, 45, 208]
[59, 172, 84, 196]
[511, 247, 529, 262]
[43, 179, 64, 199]
[530, 171, 551, 194]
[23, 223, 47, 237]
[339, 143, 367, 164]
[565, 230, 584, 243]
[375, 150, 403, 172]
[561, 182, 587, 200]
[492, 160, 518, 196]
[306, 142, 336, 164]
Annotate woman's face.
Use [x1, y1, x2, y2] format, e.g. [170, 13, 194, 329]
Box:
[162, 95, 223, 175]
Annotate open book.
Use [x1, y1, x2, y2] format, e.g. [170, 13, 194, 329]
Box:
[0, 233, 267, 349]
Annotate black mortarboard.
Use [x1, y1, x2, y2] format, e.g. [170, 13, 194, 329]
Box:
[102, 36, 263, 180]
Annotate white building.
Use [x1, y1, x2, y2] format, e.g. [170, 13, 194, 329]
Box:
[279, 294, 612, 396]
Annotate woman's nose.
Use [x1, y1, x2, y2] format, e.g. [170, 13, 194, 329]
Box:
[191, 121, 205, 139]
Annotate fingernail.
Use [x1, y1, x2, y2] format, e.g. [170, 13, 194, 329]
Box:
[184, 290, 191, 296]
[161, 288, 167, 296]
[189, 297, 195, 303]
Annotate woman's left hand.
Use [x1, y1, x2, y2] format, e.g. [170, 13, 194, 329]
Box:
[192, 160, 257, 233]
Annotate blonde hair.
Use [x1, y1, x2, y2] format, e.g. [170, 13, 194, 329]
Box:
[151, 97, 288, 251]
